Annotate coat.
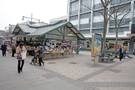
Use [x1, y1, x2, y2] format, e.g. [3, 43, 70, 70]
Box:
[16, 46, 27, 60]
[1, 44, 7, 51]
[37, 49, 44, 58]
[119, 47, 123, 54]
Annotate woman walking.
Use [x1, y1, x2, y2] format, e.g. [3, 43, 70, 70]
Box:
[37, 46, 44, 66]
[16, 42, 27, 73]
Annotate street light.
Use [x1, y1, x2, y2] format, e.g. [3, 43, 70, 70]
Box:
[22, 14, 40, 24]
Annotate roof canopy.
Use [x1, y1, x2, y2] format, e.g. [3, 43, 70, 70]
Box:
[12, 22, 86, 40]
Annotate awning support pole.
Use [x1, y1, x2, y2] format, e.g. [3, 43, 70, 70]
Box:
[63, 36, 65, 50]
[77, 38, 79, 54]
[43, 35, 45, 49]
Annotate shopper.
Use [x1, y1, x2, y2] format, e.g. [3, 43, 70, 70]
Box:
[1, 42, 7, 56]
[119, 45, 124, 61]
[12, 43, 16, 57]
[37, 46, 44, 66]
[16, 42, 27, 73]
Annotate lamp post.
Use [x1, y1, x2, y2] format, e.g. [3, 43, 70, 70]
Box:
[22, 14, 40, 24]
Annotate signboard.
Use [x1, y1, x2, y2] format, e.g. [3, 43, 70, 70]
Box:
[91, 33, 102, 57]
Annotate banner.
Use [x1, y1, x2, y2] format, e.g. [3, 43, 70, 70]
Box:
[91, 33, 102, 57]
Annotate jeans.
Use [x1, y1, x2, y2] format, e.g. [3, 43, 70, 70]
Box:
[18, 60, 24, 73]
[125, 54, 131, 58]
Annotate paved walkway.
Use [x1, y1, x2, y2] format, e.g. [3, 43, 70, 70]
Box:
[0, 51, 135, 90]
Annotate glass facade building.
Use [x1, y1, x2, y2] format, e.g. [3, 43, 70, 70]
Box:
[68, 0, 135, 53]
[68, 0, 135, 36]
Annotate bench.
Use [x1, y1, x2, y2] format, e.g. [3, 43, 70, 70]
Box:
[99, 53, 115, 63]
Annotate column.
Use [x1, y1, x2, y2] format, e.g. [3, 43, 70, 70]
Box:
[129, 37, 134, 54]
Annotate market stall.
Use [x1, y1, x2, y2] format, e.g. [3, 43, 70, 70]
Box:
[10, 22, 86, 59]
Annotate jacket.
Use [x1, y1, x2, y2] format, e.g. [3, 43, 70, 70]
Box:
[12, 45, 16, 50]
[16, 46, 27, 60]
[119, 47, 123, 54]
[1, 44, 7, 51]
[37, 49, 44, 58]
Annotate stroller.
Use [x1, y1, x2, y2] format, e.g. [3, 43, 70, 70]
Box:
[30, 52, 39, 65]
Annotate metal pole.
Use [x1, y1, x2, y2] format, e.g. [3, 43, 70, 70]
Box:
[43, 35, 45, 50]
[77, 39, 79, 54]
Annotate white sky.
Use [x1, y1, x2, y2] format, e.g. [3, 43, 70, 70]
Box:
[0, 0, 68, 30]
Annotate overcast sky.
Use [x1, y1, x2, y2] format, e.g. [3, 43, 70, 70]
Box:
[0, 0, 68, 30]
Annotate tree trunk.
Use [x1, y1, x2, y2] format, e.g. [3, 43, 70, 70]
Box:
[102, 7, 108, 55]
[115, 29, 118, 56]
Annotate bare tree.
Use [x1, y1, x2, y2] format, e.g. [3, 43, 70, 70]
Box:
[81, 0, 113, 55]
[81, 0, 132, 55]
[110, 2, 132, 54]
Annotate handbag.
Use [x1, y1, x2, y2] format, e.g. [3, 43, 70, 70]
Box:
[17, 55, 22, 59]
[17, 51, 22, 59]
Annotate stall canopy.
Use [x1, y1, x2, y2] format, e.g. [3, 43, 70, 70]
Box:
[12, 22, 86, 40]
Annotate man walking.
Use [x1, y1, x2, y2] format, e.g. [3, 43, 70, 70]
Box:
[119, 45, 124, 61]
[1, 43, 7, 56]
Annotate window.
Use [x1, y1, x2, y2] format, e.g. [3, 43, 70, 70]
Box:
[80, 13, 91, 19]
[133, 18, 135, 24]
[109, 18, 130, 26]
[93, 22, 104, 28]
[111, 0, 131, 5]
[74, 25, 78, 29]
[79, 30, 90, 34]
[80, 13, 91, 29]
[94, 3, 103, 9]
[109, 27, 129, 33]
[93, 0, 103, 9]
[70, 1, 79, 15]
[70, 16, 78, 21]
[80, 24, 90, 29]
[92, 29, 103, 33]
[80, 0, 91, 13]
[93, 10, 103, 16]
[70, 16, 78, 28]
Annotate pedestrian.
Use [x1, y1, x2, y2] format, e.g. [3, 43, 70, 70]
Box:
[119, 45, 124, 61]
[37, 46, 44, 66]
[16, 42, 27, 73]
[11, 43, 16, 57]
[1, 42, 7, 56]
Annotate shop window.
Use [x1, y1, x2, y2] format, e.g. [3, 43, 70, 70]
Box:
[109, 43, 114, 48]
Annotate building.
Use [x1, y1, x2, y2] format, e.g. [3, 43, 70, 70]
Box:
[67, 0, 135, 53]
[49, 15, 67, 24]
[0, 30, 5, 44]
[0, 30, 5, 36]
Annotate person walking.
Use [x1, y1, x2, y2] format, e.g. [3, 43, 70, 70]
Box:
[16, 42, 27, 73]
[1, 42, 7, 56]
[12, 43, 16, 57]
[37, 46, 44, 66]
[119, 45, 124, 61]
